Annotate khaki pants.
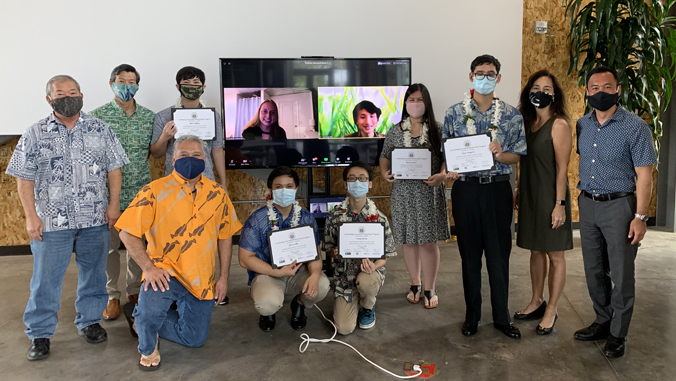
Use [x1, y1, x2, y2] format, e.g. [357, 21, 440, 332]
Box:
[333, 271, 382, 335]
[105, 224, 143, 300]
[250, 266, 330, 316]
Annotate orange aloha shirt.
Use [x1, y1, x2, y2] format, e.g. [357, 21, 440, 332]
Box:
[115, 171, 242, 300]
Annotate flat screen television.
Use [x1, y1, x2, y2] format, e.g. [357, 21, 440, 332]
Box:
[220, 58, 411, 169]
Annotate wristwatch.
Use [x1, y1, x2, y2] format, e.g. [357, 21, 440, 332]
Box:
[635, 213, 649, 222]
[555, 200, 566, 206]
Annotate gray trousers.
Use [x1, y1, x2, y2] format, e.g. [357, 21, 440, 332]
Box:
[579, 194, 638, 338]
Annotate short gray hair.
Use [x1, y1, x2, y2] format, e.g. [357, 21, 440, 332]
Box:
[172, 135, 208, 158]
[46, 75, 81, 96]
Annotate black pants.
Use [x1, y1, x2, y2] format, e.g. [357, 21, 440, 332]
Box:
[451, 180, 513, 325]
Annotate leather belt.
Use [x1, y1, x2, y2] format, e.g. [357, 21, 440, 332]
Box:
[457, 174, 511, 184]
[582, 191, 634, 202]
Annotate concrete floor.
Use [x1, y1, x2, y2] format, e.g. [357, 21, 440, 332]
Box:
[0, 229, 674, 381]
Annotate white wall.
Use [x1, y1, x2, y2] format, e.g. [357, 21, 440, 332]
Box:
[0, 0, 523, 136]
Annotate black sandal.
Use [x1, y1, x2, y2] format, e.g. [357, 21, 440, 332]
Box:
[407, 285, 422, 304]
[423, 290, 438, 309]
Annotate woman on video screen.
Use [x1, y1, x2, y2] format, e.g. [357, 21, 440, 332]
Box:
[242, 99, 288, 140]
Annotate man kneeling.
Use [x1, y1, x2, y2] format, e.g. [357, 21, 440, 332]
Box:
[324, 162, 396, 334]
[116, 135, 241, 370]
[238, 166, 330, 332]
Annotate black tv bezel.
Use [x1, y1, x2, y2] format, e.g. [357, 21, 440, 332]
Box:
[219, 57, 412, 169]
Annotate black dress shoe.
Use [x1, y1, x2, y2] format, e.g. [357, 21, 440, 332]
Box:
[461, 321, 478, 336]
[494, 323, 521, 339]
[77, 323, 108, 344]
[259, 314, 276, 332]
[27, 338, 50, 361]
[574, 322, 610, 341]
[290, 294, 307, 330]
[536, 314, 558, 335]
[604, 335, 627, 358]
[514, 301, 547, 320]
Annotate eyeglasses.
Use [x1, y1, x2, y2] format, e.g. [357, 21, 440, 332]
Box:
[346, 175, 369, 182]
[473, 72, 498, 81]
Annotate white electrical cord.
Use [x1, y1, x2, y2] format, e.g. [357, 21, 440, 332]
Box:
[299, 304, 424, 379]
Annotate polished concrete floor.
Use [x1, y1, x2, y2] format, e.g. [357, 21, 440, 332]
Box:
[0, 229, 674, 381]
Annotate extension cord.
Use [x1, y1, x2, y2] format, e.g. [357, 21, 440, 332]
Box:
[299, 304, 423, 379]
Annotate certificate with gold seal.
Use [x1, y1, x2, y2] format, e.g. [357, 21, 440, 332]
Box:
[443, 133, 496, 174]
[267, 224, 320, 269]
[391, 147, 432, 180]
[171, 107, 216, 141]
[337, 222, 386, 260]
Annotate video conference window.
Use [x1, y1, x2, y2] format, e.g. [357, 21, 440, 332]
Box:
[224, 88, 316, 140]
[318, 86, 407, 139]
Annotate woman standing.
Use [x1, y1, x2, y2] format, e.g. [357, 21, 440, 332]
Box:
[514, 70, 573, 334]
[379, 84, 449, 309]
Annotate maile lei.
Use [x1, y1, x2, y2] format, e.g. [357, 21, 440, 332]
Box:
[461, 91, 502, 140]
[267, 200, 301, 230]
[401, 117, 428, 147]
[336, 198, 379, 222]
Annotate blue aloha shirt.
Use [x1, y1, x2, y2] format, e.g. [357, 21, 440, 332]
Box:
[442, 99, 527, 176]
[6, 112, 129, 232]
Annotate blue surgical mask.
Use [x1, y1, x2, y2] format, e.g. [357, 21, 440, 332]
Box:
[174, 157, 205, 180]
[473, 77, 496, 95]
[347, 181, 369, 199]
[272, 188, 296, 207]
[111, 82, 139, 102]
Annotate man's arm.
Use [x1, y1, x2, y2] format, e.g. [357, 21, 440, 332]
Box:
[150, 113, 175, 158]
[214, 237, 233, 303]
[17, 179, 43, 241]
[211, 147, 227, 189]
[629, 165, 653, 244]
[120, 230, 171, 291]
[238, 247, 299, 277]
[105, 168, 122, 229]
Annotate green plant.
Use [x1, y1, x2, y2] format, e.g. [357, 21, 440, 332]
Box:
[566, 0, 676, 152]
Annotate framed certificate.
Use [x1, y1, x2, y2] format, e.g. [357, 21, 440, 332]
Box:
[337, 222, 386, 260]
[443, 133, 496, 174]
[267, 224, 320, 269]
[391, 147, 432, 180]
[171, 107, 217, 141]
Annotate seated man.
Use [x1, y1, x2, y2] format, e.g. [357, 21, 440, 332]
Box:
[323, 162, 396, 334]
[238, 166, 330, 332]
[116, 135, 241, 370]
[346, 101, 383, 138]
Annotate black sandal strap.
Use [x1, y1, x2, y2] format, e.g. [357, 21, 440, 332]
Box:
[424, 290, 437, 300]
[410, 285, 422, 293]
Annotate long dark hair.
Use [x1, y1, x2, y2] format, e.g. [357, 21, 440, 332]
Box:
[244, 99, 286, 139]
[400, 83, 441, 160]
[518, 70, 568, 129]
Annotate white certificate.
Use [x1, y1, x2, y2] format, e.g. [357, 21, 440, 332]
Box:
[338, 222, 386, 260]
[391, 148, 432, 180]
[171, 108, 216, 141]
[443, 133, 496, 174]
[267, 224, 320, 268]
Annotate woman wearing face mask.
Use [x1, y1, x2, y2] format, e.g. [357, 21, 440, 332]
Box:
[242, 100, 288, 140]
[513, 70, 573, 335]
[379, 83, 449, 309]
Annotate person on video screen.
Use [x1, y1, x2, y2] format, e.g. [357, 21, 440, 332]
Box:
[346, 101, 383, 138]
[242, 100, 288, 140]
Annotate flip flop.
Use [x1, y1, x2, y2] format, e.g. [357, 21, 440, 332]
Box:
[138, 336, 161, 371]
[423, 290, 438, 309]
[407, 285, 422, 304]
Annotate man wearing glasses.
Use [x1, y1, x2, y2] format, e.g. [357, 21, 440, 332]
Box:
[323, 162, 396, 334]
[442, 55, 527, 339]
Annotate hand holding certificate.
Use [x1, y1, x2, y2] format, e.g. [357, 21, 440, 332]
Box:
[443, 133, 496, 174]
[391, 148, 432, 180]
[338, 222, 386, 260]
[267, 224, 320, 269]
[171, 107, 216, 141]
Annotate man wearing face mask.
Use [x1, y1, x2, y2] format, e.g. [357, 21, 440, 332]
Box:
[115, 135, 240, 370]
[150, 66, 226, 189]
[442, 55, 527, 339]
[6, 75, 129, 361]
[323, 162, 396, 334]
[573, 66, 656, 358]
[238, 166, 330, 332]
[90, 64, 155, 320]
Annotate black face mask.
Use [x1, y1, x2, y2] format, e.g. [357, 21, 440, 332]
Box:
[529, 91, 554, 109]
[50, 96, 83, 117]
[179, 84, 204, 100]
[587, 90, 619, 111]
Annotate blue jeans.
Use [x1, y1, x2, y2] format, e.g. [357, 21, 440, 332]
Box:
[134, 277, 215, 355]
[24, 224, 110, 339]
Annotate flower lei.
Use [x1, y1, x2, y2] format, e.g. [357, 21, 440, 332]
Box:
[401, 117, 428, 147]
[267, 200, 301, 230]
[337, 198, 379, 222]
[462, 92, 502, 140]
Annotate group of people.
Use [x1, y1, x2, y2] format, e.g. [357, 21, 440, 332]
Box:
[5, 53, 655, 370]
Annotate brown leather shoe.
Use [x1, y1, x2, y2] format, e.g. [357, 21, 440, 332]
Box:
[126, 294, 139, 305]
[102, 299, 120, 320]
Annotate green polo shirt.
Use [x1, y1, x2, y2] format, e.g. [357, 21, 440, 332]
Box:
[90, 99, 155, 210]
